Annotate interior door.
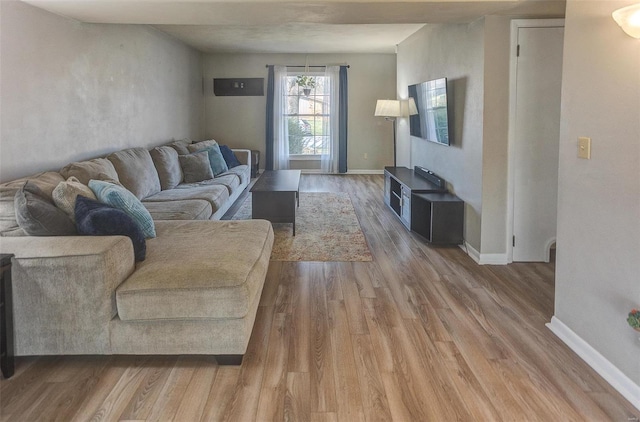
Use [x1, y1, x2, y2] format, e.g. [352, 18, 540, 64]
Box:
[512, 25, 564, 262]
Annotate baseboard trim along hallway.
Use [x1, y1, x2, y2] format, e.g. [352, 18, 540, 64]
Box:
[547, 316, 640, 412]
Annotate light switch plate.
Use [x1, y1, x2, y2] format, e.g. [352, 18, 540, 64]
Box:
[578, 136, 591, 159]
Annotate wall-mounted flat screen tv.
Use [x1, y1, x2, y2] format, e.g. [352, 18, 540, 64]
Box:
[408, 78, 450, 146]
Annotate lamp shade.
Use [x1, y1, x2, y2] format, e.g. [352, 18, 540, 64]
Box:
[375, 99, 402, 118]
[401, 98, 418, 116]
[612, 3, 640, 38]
[375, 98, 418, 117]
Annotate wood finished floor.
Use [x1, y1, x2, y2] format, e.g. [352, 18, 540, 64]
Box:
[1, 174, 638, 421]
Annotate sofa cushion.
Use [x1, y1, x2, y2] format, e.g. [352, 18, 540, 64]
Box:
[60, 158, 120, 186]
[115, 219, 274, 321]
[89, 180, 156, 239]
[75, 196, 146, 262]
[0, 172, 64, 237]
[14, 181, 77, 236]
[150, 146, 183, 190]
[144, 184, 229, 213]
[187, 139, 217, 152]
[219, 145, 242, 169]
[179, 151, 214, 183]
[107, 148, 161, 200]
[52, 177, 96, 222]
[222, 164, 251, 186]
[176, 174, 240, 195]
[142, 200, 212, 221]
[166, 139, 192, 155]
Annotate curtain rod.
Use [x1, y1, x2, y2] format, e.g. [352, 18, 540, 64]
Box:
[265, 64, 350, 68]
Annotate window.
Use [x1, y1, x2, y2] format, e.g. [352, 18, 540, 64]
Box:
[284, 74, 330, 156]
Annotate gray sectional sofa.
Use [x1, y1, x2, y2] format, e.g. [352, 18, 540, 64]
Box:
[0, 139, 273, 363]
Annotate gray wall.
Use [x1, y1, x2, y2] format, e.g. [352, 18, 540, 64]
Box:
[555, 0, 640, 385]
[480, 16, 511, 255]
[0, 1, 203, 182]
[396, 17, 536, 257]
[397, 21, 485, 251]
[202, 53, 397, 171]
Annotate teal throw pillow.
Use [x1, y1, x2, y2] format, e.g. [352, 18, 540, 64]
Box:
[198, 145, 228, 176]
[88, 180, 156, 238]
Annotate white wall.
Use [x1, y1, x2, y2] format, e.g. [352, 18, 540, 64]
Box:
[397, 21, 485, 251]
[0, 1, 203, 182]
[555, 0, 640, 386]
[202, 53, 396, 171]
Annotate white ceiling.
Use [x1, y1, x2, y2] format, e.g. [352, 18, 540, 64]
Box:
[23, 0, 566, 53]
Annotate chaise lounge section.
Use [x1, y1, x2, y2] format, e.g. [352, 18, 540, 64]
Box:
[0, 138, 273, 364]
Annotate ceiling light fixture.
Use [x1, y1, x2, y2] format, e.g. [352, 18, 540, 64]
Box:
[612, 3, 640, 38]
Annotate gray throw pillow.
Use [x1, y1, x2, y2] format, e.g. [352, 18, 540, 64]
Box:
[179, 151, 214, 183]
[0, 171, 64, 237]
[14, 181, 77, 236]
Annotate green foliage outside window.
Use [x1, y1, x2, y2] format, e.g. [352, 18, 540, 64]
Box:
[288, 118, 311, 154]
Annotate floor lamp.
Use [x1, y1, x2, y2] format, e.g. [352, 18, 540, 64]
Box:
[375, 99, 418, 168]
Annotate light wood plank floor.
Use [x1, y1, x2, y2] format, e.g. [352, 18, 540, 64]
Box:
[1, 174, 638, 421]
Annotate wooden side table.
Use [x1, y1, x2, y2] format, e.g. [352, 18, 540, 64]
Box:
[1, 253, 15, 379]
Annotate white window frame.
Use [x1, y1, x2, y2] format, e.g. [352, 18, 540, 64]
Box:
[284, 71, 330, 159]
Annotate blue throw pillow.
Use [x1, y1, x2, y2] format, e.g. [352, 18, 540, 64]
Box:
[88, 180, 156, 238]
[219, 145, 241, 169]
[74, 196, 146, 262]
[198, 145, 229, 176]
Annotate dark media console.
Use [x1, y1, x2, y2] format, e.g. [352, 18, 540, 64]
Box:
[384, 166, 463, 245]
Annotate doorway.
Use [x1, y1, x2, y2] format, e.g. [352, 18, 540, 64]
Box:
[507, 19, 565, 263]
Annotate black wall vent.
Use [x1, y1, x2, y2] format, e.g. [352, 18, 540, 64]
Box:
[213, 78, 264, 96]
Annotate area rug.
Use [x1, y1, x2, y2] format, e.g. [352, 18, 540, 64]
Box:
[232, 192, 372, 262]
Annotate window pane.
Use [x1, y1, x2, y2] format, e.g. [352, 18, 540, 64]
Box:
[285, 74, 332, 155]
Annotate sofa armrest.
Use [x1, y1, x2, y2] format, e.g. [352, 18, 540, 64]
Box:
[0, 236, 135, 355]
[232, 149, 251, 168]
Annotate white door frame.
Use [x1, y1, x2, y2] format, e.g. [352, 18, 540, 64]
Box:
[506, 19, 565, 263]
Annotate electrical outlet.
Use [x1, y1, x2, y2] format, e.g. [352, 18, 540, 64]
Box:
[363, 152, 368, 160]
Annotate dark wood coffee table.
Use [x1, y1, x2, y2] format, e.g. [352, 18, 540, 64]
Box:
[250, 170, 301, 235]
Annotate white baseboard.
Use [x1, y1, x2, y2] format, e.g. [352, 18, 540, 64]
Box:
[346, 169, 385, 175]
[460, 242, 509, 265]
[547, 316, 640, 412]
[297, 169, 384, 175]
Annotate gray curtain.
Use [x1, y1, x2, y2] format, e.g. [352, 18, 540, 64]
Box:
[338, 66, 348, 173]
[265, 65, 275, 171]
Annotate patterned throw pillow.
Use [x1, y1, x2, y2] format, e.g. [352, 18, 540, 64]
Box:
[52, 176, 97, 222]
[75, 196, 146, 262]
[219, 145, 241, 169]
[14, 181, 76, 236]
[88, 180, 156, 238]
